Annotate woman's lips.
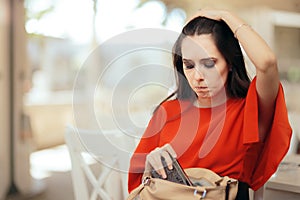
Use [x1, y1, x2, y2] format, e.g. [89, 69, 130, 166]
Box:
[195, 86, 209, 92]
[195, 86, 210, 98]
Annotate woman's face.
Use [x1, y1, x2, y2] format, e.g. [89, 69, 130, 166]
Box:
[181, 34, 229, 104]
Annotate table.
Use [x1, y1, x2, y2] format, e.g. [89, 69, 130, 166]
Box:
[264, 154, 300, 200]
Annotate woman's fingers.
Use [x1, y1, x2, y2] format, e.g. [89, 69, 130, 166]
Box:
[145, 144, 177, 179]
[188, 8, 226, 22]
[161, 144, 176, 170]
[162, 144, 177, 159]
[146, 148, 167, 178]
[161, 150, 173, 170]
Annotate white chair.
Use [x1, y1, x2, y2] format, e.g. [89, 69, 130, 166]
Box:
[253, 186, 264, 200]
[65, 125, 135, 200]
[250, 186, 264, 200]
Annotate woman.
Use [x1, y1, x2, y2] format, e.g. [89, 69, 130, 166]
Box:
[128, 9, 292, 199]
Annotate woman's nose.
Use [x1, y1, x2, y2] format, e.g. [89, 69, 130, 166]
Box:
[194, 67, 204, 80]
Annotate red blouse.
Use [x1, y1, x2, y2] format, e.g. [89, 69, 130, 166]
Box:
[128, 78, 292, 192]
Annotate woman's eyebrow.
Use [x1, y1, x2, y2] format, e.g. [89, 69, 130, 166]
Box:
[200, 57, 217, 62]
[182, 58, 193, 62]
[182, 57, 216, 62]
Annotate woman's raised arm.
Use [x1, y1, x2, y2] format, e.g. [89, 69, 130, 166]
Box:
[194, 9, 279, 140]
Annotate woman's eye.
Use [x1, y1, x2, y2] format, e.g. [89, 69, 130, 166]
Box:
[201, 59, 216, 68]
[185, 65, 194, 69]
[183, 62, 194, 69]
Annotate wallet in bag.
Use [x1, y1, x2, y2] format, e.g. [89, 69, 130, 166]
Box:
[150, 154, 194, 186]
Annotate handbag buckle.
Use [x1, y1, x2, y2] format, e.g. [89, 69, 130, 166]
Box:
[142, 177, 151, 186]
[194, 189, 207, 199]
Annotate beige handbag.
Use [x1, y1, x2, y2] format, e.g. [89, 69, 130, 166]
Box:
[127, 168, 238, 200]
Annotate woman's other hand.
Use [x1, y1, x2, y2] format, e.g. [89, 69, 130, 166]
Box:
[190, 8, 229, 21]
[144, 144, 177, 178]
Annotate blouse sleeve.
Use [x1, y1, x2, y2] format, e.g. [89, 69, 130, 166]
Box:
[243, 77, 292, 190]
[127, 105, 167, 193]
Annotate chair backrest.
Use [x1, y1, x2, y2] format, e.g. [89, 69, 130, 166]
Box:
[249, 186, 264, 200]
[65, 125, 136, 200]
[253, 186, 264, 200]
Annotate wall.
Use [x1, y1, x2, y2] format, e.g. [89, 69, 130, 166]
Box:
[0, 0, 11, 198]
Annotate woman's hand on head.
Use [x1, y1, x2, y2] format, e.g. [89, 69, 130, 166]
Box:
[144, 144, 177, 179]
[190, 8, 229, 21]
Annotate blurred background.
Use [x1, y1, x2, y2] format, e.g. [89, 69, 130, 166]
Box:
[1, 0, 300, 199]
